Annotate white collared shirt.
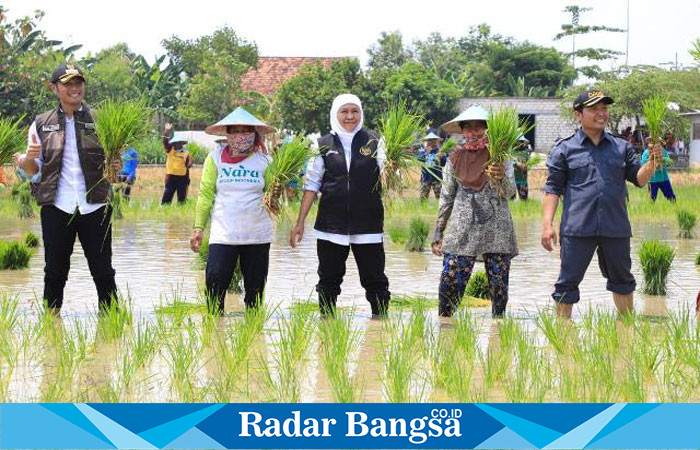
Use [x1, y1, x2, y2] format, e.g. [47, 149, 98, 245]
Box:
[29, 113, 105, 215]
[303, 132, 386, 246]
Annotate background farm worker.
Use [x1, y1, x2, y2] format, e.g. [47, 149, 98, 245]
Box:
[541, 90, 663, 319]
[189, 107, 280, 314]
[117, 146, 139, 201]
[431, 105, 518, 318]
[417, 131, 446, 201]
[641, 136, 676, 202]
[289, 93, 391, 318]
[511, 135, 531, 201]
[161, 122, 192, 204]
[21, 62, 118, 313]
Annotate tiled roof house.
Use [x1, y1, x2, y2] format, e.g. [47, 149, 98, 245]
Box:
[241, 56, 357, 97]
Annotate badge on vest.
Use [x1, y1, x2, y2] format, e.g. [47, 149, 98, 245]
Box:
[359, 146, 373, 156]
[41, 124, 60, 132]
[83, 122, 96, 130]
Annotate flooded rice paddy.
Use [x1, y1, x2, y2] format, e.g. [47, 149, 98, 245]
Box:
[0, 213, 699, 403]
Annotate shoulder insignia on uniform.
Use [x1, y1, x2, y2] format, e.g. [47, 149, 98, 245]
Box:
[554, 133, 576, 145]
[83, 122, 96, 130]
[41, 124, 60, 132]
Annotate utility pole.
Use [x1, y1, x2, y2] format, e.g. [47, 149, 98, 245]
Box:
[625, 0, 630, 67]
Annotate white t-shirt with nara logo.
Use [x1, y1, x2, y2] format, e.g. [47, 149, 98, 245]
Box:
[208, 150, 273, 245]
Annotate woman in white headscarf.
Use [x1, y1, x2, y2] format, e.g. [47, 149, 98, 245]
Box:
[289, 93, 390, 317]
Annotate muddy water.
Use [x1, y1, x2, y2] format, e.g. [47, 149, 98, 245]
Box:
[0, 216, 698, 319]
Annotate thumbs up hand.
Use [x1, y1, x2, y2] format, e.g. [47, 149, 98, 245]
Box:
[26, 134, 41, 161]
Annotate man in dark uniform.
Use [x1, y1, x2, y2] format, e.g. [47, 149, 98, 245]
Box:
[541, 90, 662, 319]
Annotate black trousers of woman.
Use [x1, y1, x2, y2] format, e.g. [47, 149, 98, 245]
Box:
[315, 239, 390, 315]
[205, 243, 270, 314]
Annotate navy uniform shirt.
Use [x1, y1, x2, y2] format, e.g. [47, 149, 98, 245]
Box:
[543, 129, 642, 238]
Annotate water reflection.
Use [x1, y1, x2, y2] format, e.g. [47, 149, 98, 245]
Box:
[0, 216, 698, 322]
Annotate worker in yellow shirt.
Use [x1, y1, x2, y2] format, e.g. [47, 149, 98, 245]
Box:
[162, 122, 193, 204]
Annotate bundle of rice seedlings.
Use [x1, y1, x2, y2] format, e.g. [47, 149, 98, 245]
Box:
[641, 95, 668, 168]
[263, 134, 313, 216]
[111, 185, 125, 220]
[0, 241, 33, 270]
[676, 209, 696, 239]
[23, 232, 39, 248]
[638, 239, 675, 295]
[405, 218, 429, 252]
[11, 181, 34, 219]
[94, 99, 150, 183]
[379, 100, 426, 193]
[695, 252, 700, 266]
[0, 116, 26, 165]
[465, 271, 490, 300]
[486, 107, 531, 197]
[525, 153, 543, 168]
[440, 137, 456, 154]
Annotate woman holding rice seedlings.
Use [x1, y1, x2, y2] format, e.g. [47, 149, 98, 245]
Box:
[21, 63, 119, 313]
[289, 93, 391, 317]
[431, 105, 518, 318]
[189, 107, 281, 314]
[641, 136, 676, 202]
[542, 90, 662, 319]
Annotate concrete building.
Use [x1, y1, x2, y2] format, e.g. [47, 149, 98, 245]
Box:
[458, 97, 577, 153]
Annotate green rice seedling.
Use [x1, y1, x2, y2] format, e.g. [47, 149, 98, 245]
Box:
[535, 311, 568, 355]
[387, 225, 407, 245]
[165, 319, 203, 402]
[263, 134, 313, 216]
[405, 218, 429, 252]
[525, 153, 543, 169]
[96, 298, 133, 341]
[465, 271, 490, 300]
[695, 252, 700, 265]
[633, 320, 663, 379]
[486, 106, 532, 197]
[642, 95, 668, 145]
[440, 137, 456, 154]
[620, 354, 646, 402]
[638, 239, 675, 295]
[381, 316, 425, 403]
[94, 98, 150, 183]
[11, 181, 35, 219]
[111, 185, 125, 220]
[210, 305, 269, 402]
[390, 296, 438, 309]
[0, 295, 19, 336]
[319, 312, 360, 402]
[262, 304, 315, 402]
[23, 232, 39, 248]
[676, 209, 696, 239]
[379, 100, 426, 194]
[0, 240, 33, 270]
[656, 357, 694, 402]
[0, 115, 26, 165]
[642, 95, 668, 169]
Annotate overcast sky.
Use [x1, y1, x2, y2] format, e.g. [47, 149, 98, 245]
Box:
[5, 0, 699, 71]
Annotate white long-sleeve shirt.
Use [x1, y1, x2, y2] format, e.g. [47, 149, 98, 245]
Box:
[303, 132, 386, 246]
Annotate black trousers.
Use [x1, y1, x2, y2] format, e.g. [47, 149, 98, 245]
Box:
[316, 239, 390, 314]
[205, 243, 270, 314]
[161, 174, 189, 204]
[40, 205, 117, 310]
